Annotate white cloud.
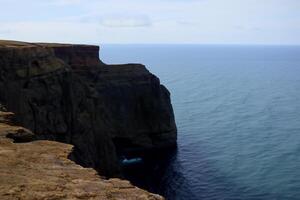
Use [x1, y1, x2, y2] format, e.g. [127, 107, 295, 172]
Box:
[100, 15, 151, 28]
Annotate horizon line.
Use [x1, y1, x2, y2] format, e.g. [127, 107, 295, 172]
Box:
[1, 38, 299, 47]
[99, 43, 300, 46]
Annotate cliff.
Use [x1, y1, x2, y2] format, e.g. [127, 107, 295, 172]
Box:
[0, 108, 164, 199]
[0, 40, 177, 176]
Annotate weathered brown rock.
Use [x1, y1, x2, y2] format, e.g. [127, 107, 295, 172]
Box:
[0, 110, 164, 200]
[0, 40, 177, 177]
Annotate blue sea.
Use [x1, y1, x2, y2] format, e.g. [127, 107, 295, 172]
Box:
[101, 45, 300, 200]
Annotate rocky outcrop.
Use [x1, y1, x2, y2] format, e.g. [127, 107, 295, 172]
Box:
[0, 40, 177, 177]
[0, 109, 164, 200]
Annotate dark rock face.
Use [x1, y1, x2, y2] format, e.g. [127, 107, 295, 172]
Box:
[0, 40, 177, 176]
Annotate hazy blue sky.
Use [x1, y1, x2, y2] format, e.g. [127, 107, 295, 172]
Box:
[0, 0, 299, 44]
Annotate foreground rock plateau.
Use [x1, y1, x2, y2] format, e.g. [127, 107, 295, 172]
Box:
[0, 40, 177, 199]
[0, 109, 163, 199]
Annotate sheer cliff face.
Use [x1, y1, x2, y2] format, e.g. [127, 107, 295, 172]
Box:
[0, 40, 177, 176]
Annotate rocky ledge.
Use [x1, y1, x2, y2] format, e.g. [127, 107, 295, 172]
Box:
[0, 109, 163, 200]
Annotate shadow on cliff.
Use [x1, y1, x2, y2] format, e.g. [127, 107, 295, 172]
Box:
[120, 147, 197, 199]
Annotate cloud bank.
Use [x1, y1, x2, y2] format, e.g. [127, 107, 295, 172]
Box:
[0, 0, 299, 44]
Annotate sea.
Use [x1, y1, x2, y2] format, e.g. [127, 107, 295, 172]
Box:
[101, 44, 300, 200]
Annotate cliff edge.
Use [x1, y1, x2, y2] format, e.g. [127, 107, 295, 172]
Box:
[0, 40, 177, 177]
[0, 108, 164, 199]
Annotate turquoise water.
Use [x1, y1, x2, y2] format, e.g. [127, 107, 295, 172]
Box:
[101, 45, 300, 200]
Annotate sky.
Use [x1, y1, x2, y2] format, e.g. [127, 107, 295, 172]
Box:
[0, 0, 299, 44]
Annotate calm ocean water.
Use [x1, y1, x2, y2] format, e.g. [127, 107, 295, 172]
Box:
[101, 45, 300, 200]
